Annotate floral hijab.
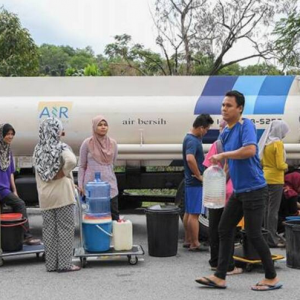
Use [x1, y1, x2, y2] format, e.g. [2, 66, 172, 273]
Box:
[33, 117, 67, 181]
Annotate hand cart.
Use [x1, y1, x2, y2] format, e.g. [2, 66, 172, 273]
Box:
[233, 244, 284, 272]
[0, 212, 44, 267]
[73, 192, 144, 268]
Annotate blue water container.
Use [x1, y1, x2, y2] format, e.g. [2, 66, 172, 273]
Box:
[85, 172, 111, 214]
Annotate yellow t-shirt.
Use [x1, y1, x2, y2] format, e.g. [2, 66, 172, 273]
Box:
[261, 140, 287, 184]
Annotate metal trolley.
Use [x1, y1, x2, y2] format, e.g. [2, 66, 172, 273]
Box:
[0, 212, 44, 267]
[73, 193, 144, 268]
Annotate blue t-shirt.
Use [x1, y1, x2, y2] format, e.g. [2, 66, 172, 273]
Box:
[183, 133, 204, 187]
[0, 153, 15, 200]
[219, 118, 266, 193]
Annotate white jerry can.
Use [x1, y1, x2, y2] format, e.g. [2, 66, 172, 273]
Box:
[112, 220, 133, 251]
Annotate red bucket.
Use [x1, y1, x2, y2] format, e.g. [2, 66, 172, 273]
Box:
[1, 213, 23, 222]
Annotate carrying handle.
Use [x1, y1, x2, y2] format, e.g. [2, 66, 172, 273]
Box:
[96, 224, 113, 237]
[1, 219, 27, 228]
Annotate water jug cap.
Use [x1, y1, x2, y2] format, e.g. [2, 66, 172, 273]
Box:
[95, 172, 101, 181]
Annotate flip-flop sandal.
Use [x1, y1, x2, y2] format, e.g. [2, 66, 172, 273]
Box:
[251, 282, 283, 291]
[24, 238, 42, 245]
[189, 244, 209, 252]
[58, 265, 81, 273]
[183, 243, 191, 248]
[195, 277, 227, 289]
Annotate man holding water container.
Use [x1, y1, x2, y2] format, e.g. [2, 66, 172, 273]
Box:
[195, 90, 282, 291]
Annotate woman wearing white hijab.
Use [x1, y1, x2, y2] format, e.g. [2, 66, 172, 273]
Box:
[34, 117, 80, 272]
[258, 120, 289, 248]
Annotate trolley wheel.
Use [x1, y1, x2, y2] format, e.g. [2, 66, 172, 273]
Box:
[0, 258, 3, 267]
[80, 257, 87, 268]
[128, 255, 138, 265]
[245, 263, 253, 272]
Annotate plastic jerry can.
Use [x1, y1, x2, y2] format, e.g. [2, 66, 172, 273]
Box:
[113, 219, 133, 251]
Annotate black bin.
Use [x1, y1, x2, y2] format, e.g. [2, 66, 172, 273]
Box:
[240, 229, 269, 260]
[284, 220, 300, 269]
[145, 205, 180, 257]
[1, 219, 25, 252]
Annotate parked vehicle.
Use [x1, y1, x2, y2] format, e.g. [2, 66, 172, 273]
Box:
[1, 76, 300, 238]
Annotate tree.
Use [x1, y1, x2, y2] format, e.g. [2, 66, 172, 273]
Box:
[39, 44, 71, 76]
[241, 63, 283, 75]
[273, 11, 300, 70]
[153, 0, 296, 75]
[83, 64, 100, 76]
[0, 7, 39, 76]
[69, 47, 97, 70]
[154, 0, 207, 75]
[105, 34, 168, 75]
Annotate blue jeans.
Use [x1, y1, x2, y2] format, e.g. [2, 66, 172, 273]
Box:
[214, 186, 276, 280]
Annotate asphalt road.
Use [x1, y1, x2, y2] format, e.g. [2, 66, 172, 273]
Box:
[0, 208, 298, 300]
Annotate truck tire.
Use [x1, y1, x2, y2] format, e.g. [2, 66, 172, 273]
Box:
[175, 180, 209, 241]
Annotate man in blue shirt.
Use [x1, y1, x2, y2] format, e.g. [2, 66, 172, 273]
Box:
[182, 114, 213, 251]
[196, 91, 281, 291]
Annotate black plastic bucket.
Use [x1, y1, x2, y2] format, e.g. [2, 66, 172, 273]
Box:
[145, 205, 180, 257]
[284, 220, 300, 269]
[240, 229, 269, 260]
[1, 218, 26, 252]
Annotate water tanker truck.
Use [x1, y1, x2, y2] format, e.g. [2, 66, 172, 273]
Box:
[1, 76, 300, 238]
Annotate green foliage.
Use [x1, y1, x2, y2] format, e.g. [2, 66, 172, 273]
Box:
[218, 64, 242, 76]
[65, 67, 77, 76]
[242, 63, 283, 75]
[274, 12, 300, 69]
[39, 44, 70, 76]
[83, 64, 100, 76]
[105, 34, 168, 75]
[69, 48, 97, 70]
[0, 7, 39, 76]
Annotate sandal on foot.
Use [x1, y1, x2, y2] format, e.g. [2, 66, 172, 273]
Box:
[189, 244, 209, 252]
[251, 282, 282, 291]
[58, 265, 81, 273]
[195, 277, 227, 289]
[24, 237, 42, 245]
[183, 243, 191, 248]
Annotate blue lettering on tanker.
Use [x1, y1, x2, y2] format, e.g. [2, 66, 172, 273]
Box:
[38, 102, 71, 119]
[194, 75, 295, 115]
[39, 107, 69, 119]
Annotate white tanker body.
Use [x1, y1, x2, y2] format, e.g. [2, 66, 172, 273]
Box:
[1, 76, 300, 206]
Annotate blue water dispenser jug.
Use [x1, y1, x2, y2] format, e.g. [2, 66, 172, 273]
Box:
[85, 172, 111, 214]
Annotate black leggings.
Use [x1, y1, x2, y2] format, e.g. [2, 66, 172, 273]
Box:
[214, 186, 276, 280]
[208, 207, 235, 271]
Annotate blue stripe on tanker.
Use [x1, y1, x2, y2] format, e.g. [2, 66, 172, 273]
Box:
[194, 76, 295, 115]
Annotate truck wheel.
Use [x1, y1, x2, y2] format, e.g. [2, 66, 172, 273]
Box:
[175, 180, 209, 241]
